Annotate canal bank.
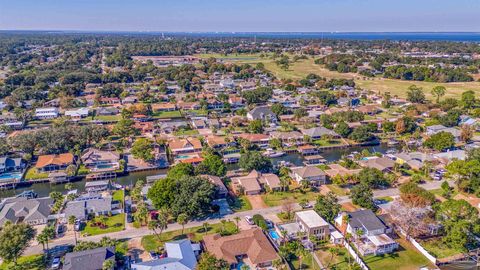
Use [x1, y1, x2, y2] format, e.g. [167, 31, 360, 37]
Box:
[0, 143, 395, 199]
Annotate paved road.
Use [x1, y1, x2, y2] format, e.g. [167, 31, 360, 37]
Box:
[24, 180, 448, 255]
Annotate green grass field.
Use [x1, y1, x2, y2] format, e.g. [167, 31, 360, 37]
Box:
[227, 195, 253, 212]
[152, 110, 182, 119]
[196, 53, 480, 99]
[141, 221, 237, 251]
[83, 213, 125, 236]
[262, 189, 320, 207]
[363, 238, 435, 270]
[316, 246, 356, 270]
[0, 254, 45, 270]
[419, 238, 463, 259]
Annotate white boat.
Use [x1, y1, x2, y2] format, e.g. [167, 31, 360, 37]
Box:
[263, 148, 285, 158]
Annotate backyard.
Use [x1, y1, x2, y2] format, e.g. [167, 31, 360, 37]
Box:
[141, 221, 237, 251]
[83, 213, 125, 236]
[24, 168, 49, 180]
[363, 238, 435, 270]
[419, 238, 463, 259]
[316, 246, 356, 270]
[151, 110, 182, 119]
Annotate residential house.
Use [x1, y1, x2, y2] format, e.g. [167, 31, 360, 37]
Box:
[301, 127, 339, 140]
[0, 197, 53, 226]
[231, 170, 281, 195]
[168, 137, 202, 155]
[203, 228, 279, 269]
[290, 166, 326, 186]
[247, 106, 277, 123]
[356, 104, 381, 115]
[358, 157, 395, 173]
[295, 210, 330, 240]
[393, 152, 434, 170]
[335, 210, 398, 256]
[205, 135, 229, 149]
[64, 197, 113, 221]
[63, 246, 116, 270]
[0, 157, 24, 173]
[96, 107, 119, 116]
[64, 108, 89, 119]
[236, 133, 270, 148]
[35, 153, 75, 172]
[270, 131, 304, 146]
[152, 103, 177, 112]
[132, 239, 199, 270]
[324, 164, 362, 180]
[81, 149, 120, 172]
[35, 107, 59, 119]
[426, 125, 462, 142]
[201, 175, 228, 199]
[99, 97, 121, 105]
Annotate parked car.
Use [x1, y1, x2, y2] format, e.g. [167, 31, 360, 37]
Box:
[265, 219, 274, 229]
[245, 215, 254, 225]
[74, 221, 81, 231]
[51, 257, 61, 269]
[127, 213, 133, 223]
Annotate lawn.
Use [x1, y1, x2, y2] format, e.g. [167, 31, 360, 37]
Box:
[325, 184, 349, 196]
[262, 189, 320, 207]
[94, 115, 121, 122]
[24, 168, 49, 180]
[313, 139, 344, 147]
[227, 195, 252, 212]
[173, 129, 199, 136]
[83, 213, 125, 236]
[152, 110, 182, 119]
[112, 189, 124, 203]
[419, 238, 463, 259]
[196, 52, 480, 99]
[0, 254, 45, 270]
[141, 221, 237, 251]
[316, 246, 356, 270]
[363, 238, 435, 270]
[289, 252, 320, 270]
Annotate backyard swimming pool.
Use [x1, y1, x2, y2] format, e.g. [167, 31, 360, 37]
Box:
[0, 172, 22, 181]
[269, 229, 280, 240]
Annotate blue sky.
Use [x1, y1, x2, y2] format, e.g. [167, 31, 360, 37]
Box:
[1, 0, 479, 32]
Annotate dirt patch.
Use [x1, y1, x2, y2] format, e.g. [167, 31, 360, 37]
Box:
[341, 202, 358, 212]
[128, 238, 150, 262]
[246, 195, 268, 209]
[454, 193, 480, 210]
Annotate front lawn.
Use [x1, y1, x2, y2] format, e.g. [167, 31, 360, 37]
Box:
[83, 213, 125, 236]
[24, 168, 49, 180]
[363, 238, 435, 270]
[227, 195, 252, 212]
[419, 238, 463, 259]
[326, 184, 349, 196]
[0, 254, 45, 270]
[262, 190, 319, 207]
[289, 252, 319, 270]
[141, 221, 237, 251]
[173, 129, 199, 136]
[94, 115, 121, 122]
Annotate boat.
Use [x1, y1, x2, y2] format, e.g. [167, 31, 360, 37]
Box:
[263, 148, 285, 158]
[387, 140, 399, 146]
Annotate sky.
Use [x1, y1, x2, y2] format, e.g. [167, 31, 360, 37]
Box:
[1, 0, 479, 32]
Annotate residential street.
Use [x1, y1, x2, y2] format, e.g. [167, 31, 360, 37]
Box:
[24, 180, 448, 255]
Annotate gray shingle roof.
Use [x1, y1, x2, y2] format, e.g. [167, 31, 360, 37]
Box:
[63, 246, 115, 270]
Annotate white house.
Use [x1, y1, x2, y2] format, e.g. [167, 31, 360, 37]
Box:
[35, 107, 59, 119]
[64, 108, 89, 119]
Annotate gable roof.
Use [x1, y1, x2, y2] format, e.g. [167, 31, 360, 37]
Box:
[81, 149, 120, 164]
[301, 127, 338, 138]
[63, 246, 115, 270]
[348, 209, 386, 232]
[0, 197, 53, 226]
[291, 166, 325, 178]
[203, 228, 279, 265]
[168, 137, 202, 151]
[132, 239, 197, 270]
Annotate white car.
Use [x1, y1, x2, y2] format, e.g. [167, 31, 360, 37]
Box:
[51, 257, 61, 269]
[245, 215, 254, 225]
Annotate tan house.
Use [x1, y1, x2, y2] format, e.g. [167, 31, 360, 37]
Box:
[358, 157, 395, 172]
[168, 137, 202, 155]
[203, 228, 279, 269]
[231, 170, 281, 195]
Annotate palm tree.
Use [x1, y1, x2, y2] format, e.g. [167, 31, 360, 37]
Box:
[68, 215, 78, 244]
[177, 213, 189, 235]
[233, 216, 241, 231]
[280, 229, 288, 246]
[326, 247, 340, 268]
[296, 245, 308, 270]
[102, 259, 115, 270]
[202, 222, 210, 234]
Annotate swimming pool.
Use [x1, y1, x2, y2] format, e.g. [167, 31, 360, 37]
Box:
[0, 172, 22, 181]
[269, 230, 280, 240]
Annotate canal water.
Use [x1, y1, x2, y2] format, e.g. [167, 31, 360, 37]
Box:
[0, 144, 393, 199]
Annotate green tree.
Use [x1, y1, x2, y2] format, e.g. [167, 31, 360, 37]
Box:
[131, 138, 154, 162]
[406, 85, 426, 103]
[334, 121, 352, 138]
[102, 259, 115, 270]
[239, 151, 272, 172]
[358, 168, 389, 188]
[148, 208, 169, 241]
[423, 131, 455, 151]
[294, 108, 307, 120]
[271, 103, 286, 116]
[461, 90, 476, 109]
[195, 152, 227, 176]
[177, 213, 189, 235]
[112, 119, 137, 137]
[169, 176, 215, 218]
[197, 252, 230, 270]
[350, 184, 377, 211]
[431, 85, 446, 103]
[314, 192, 341, 223]
[0, 223, 35, 265]
[248, 119, 264, 133]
